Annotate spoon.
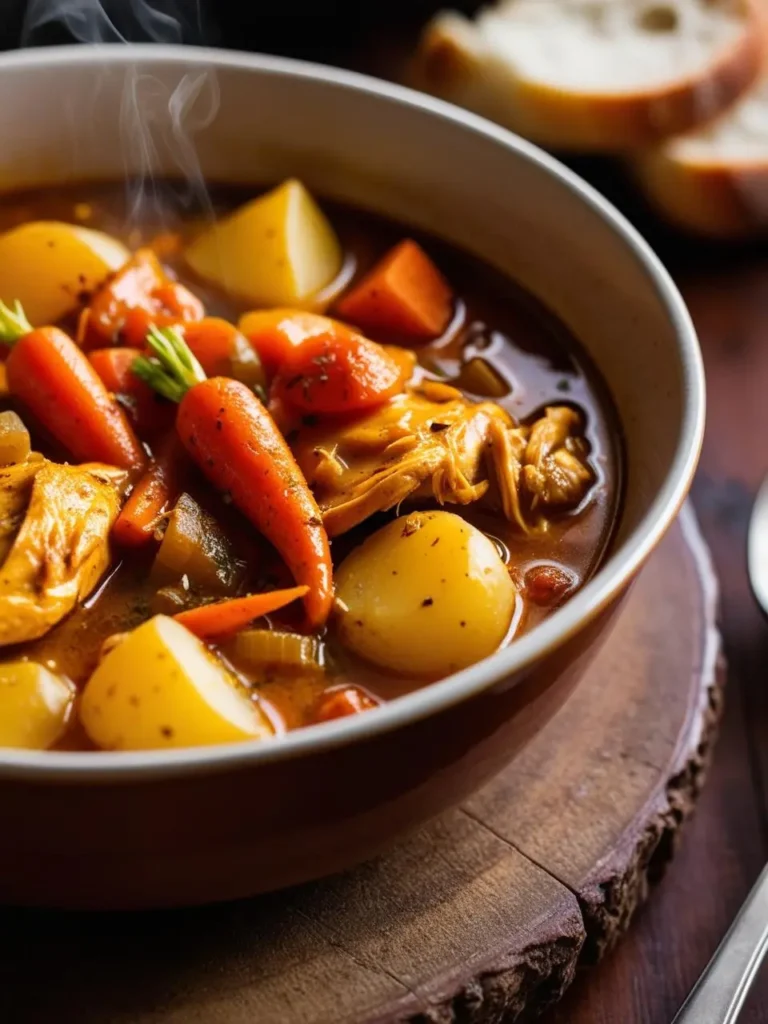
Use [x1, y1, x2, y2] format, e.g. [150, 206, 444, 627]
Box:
[671, 863, 768, 1023]
[672, 482, 768, 1022]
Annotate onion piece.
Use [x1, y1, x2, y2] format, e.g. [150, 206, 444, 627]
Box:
[230, 629, 325, 673]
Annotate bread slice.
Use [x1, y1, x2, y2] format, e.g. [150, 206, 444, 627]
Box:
[633, 73, 768, 236]
[414, 0, 767, 152]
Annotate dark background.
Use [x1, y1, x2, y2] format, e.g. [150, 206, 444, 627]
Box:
[0, 2, 475, 57]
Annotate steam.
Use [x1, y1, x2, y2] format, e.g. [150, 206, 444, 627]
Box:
[21, 0, 204, 46]
[120, 66, 219, 230]
[21, 0, 218, 234]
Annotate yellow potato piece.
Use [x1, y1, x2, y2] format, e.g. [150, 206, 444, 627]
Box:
[80, 615, 273, 751]
[0, 221, 129, 326]
[0, 661, 74, 750]
[336, 511, 517, 678]
[185, 179, 342, 307]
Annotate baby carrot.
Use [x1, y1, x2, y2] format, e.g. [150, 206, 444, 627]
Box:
[174, 587, 309, 640]
[133, 327, 334, 629]
[0, 301, 147, 471]
[112, 433, 186, 547]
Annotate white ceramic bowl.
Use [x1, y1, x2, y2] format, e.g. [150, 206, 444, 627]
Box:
[0, 45, 704, 908]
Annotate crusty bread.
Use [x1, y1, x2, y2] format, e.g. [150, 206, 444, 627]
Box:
[414, 0, 767, 152]
[633, 73, 768, 236]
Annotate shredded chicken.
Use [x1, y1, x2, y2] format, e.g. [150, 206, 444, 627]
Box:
[293, 385, 510, 535]
[486, 417, 528, 532]
[0, 460, 121, 646]
[522, 407, 594, 509]
[292, 384, 594, 536]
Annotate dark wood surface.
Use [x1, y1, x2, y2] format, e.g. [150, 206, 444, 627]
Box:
[0, 512, 719, 1024]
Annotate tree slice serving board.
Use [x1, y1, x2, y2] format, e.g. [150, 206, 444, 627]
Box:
[0, 505, 722, 1024]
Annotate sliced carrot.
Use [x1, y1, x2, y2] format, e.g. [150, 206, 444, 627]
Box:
[112, 434, 186, 547]
[89, 347, 174, 438]
[313, 685, 380, 723]
[85, 248, 203, 348]
[174, 587, 310, 640]
[238, 309, 335, 378]
[182, 318, 265, 393]
[336, 239, 453, 341]
[272, 330, 407, 415]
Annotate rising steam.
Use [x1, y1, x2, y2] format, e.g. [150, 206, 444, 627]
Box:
[119, 65, 219, 230]
[21, 0, 204, 46]
[22, 0, 217, 234]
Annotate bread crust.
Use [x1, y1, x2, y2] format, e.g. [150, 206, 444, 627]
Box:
[633, 146, 768, 238]
[414, 1, 768, 152]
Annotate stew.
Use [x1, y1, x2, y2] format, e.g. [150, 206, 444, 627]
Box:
[0, 179, 622, 751]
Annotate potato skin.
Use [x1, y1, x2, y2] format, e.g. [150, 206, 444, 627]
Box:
[335, 511, 517, 677]
[80, 615, 273, 751]
[0, 662, 74, 750]
[0, 221, 129, 326]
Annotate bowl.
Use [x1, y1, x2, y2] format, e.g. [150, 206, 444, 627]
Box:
[0, 44, 704, 909]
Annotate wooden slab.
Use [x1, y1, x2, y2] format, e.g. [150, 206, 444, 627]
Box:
[0, 505, 722, 1024]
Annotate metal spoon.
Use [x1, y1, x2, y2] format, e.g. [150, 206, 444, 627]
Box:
[672, 482, 768, 1022]
[671, 863, 768, 1023]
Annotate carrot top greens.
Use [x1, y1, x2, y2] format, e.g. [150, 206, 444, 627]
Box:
[0, 299, 33, 344]
[132, 325, 207, 403]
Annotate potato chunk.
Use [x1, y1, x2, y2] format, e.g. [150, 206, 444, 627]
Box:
[335, 511, 516, 677]
[0, 221, 129, 326]
[0, 662, 74, 749]
[185, 179, 342, 307]
[80, 615, 273, 751]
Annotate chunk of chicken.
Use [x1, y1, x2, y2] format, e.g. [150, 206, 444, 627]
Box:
[293, 382, 512, 536]
[522, 407, 594, 509]
[0, 460, 121, 646]
[293, 382, 594, 536]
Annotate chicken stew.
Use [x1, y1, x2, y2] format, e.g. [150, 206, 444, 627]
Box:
[0, 179, 621, 752]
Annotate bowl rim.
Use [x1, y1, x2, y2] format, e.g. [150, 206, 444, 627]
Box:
[0, 43, 705, 781]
